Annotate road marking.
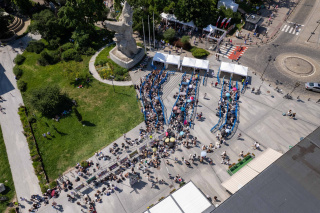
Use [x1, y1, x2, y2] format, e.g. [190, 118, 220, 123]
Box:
[288, 27, 293, 34]
[285, 26, 290, 32]
[282, 25, 288, 31]
[296, 29, 300, 35]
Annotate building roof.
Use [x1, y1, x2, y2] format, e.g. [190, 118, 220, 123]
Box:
[213, 127, 320, 213]
[145, 181, 215, 213]
[245, 14, 262, 24]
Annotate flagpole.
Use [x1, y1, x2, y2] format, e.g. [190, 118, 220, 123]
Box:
[148, 15, 151, 50]
[142, 18, 146, 53]
[153, 11, 155, 49]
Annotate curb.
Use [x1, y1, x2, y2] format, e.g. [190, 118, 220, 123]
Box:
[89, 44, 134, 86]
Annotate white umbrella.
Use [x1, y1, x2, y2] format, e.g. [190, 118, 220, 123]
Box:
[201, 151, 207, 157]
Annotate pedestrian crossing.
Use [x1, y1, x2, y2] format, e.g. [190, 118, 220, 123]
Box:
[218, 45, 248, 61]
[281, 24, 302, 35]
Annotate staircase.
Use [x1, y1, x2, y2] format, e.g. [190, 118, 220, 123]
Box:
[8, 16, 25, 34]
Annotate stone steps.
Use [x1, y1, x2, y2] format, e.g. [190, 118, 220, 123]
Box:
[8, 16, 24, 33]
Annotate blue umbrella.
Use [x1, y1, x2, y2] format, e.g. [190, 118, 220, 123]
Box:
[180, 131, 184, 136]
[187, 99, 192, 103]
[181, 107, 185, 111]
[226, 93, 230, 97]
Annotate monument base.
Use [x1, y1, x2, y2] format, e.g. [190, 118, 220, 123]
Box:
[109, 46, 145, 69]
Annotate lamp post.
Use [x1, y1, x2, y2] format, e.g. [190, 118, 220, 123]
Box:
[258, 55, 272, 91]
[110, 75, 115, 92]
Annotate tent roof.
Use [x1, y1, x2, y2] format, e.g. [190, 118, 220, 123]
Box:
[181, 57, 196, 68]
[166, 55, 181, 67]
[153, 52, 168, 63]
[185, 20, 195, 28]
[146, 181, 214, 213]
[203, 24, 217, 32]
[221, 148, 282, 194]
[195, 59, 209, 71]
[233, 64, 248, 77]
[218, 0, 239, 12]
[220, 62, 235, 73]
[160, 13, 178, 22]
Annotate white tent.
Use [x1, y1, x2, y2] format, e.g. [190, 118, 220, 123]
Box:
[218, 0, 239, 12]
[185, 20, 195, 28]
[195, 59, 209, 72]
[153, 52, 168, 64]
[203, 24, 216, 32]
[161, 13, 178, 22]
[181, 57, 196, 69]
[166, 55, 181, 68]
[233, 64, 248, 77]
[220, 62, 235, 74]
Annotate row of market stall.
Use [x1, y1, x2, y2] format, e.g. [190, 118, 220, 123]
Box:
[218, 62, 248, 81]
[152, 52, 210, 72]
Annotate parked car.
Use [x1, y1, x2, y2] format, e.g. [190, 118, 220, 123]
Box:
[305, 82, 320, 92]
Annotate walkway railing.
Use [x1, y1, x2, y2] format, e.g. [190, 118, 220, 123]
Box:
[210, 77, 225, 132]
[168, 72, 186, 124]
[189, 75, 199, 127]
[183, 73, 194, 122]
[217, 67, 221, 84]
[229, 81, 239, 135]
[228, 75, 232, 91]
[140, 73, 152, 122]
[219, 103, 229, 131]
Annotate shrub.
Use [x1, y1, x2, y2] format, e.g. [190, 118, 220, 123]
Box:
[13, 66, 23, 79]
[14, 54, 26, 65]
[173, 39, 191, 51]
[85, 47, 96, 55]
[80, 160, 89, 168]
[49, 181, 57, 189]
[163, 28, 176, 42]
[191, 48, 210, 58]
[115, 76, 124, 81]
[26, 41, 45, 54]
[28, 116, 36, 123]
[62, 48, 78, 61]
[28, 85, 72, 117]
[74, 54, 83, 62]
[181, 36, 190, 44]
[59, 42, 74, 52]
[48, 37, 60, 50]
[17, 80, 27, 92]
[9, 208, 15, 213]
[114, 66, 127, 76]
[95, 59, 108, 66]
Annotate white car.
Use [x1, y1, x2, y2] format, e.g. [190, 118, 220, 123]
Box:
[305, 82, 320, 93]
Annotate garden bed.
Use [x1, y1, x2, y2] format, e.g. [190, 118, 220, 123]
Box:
[227, 153, 254, 176]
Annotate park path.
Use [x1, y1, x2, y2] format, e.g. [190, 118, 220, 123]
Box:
[0, 34, 42, 212]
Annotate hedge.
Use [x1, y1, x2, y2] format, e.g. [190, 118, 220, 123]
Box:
[191, 48, 210, 58]
[26, 41, 45, 54]
[17, 80, 27, 92]
[62, 48, 78, 61]
[14, 54, 26, 65]
[13, 66, 23, 79]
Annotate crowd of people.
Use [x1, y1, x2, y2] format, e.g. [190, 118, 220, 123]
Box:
[140, 67, 168, 133]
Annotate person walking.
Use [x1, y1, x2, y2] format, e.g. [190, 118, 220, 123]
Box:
[204, 93, 207, 99]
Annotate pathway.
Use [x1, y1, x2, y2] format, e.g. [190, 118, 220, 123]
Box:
[0, 33, 42, 213]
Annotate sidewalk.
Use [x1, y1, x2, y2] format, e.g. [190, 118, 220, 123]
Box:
[0, 33, 42, 213]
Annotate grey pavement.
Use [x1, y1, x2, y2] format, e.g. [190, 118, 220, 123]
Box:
[36, 49, 320, 213]
[0, 34, 42, 212]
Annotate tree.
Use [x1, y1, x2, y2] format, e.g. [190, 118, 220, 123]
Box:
[28, 85, 72, 117]
[163, 28, 176, 42]
[12, 0, 32, 15]
[174, 0, 218, 28]
[29, 10, 67, 41]
[0, 9, 10, 38]
[181, 36, 190, 44]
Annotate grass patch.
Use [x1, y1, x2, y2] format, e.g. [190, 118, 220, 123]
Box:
[0, 126, 15, 212]
[17, 47, 143, 181]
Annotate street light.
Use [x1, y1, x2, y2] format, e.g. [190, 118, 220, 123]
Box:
[258, 55, 272, 92]
[110, 75, 115, 92]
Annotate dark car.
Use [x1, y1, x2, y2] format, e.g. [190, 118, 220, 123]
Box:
[305, 82, 320, 93]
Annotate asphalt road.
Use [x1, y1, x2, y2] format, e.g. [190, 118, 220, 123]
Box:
[240, 0, 320, 99]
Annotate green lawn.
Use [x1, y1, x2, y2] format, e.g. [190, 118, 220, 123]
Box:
[18, 48, 143, 181]
[0, 126, 15, 213]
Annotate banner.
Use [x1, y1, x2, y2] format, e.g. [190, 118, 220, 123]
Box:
[216, 16, 221, 27]
[220, 18, 227, 28]
[225, 18, 232, 28]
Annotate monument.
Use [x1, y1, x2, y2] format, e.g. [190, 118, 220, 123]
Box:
[104, 1, 145, 69]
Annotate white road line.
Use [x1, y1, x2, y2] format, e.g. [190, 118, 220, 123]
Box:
[296, 29, 300, 35]
[288, 27, 293, 34]
[285, 26, 290, 32]
[282, 25, 288, 31]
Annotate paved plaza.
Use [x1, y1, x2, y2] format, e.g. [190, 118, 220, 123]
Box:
[31, 49, 320, 213]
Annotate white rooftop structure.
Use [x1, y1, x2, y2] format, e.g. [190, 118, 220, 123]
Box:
[161, 13, 195, 28]
[233, 64, 248, 77]
[220, 62, 235, 74]
[181, 57, 196, 69]
[203, 24, 217, 32]
[145, 181, 215, 213]
[218, 0, 239, 12]
[222, 148, 282, 194]
[166, 54, 181, 68]
[195, 59, 210, 72]
[153, 52, 168, 64]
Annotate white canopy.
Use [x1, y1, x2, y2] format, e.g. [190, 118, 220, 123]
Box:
[222, 148, 282, 194]
[220, 62, 235, 74]
[185, 20, 195, 28]
[233, 64, 248, 77]
[203, 24, 216, 32]
[166, 55, 181, 68]
[181, 57, 196, 69]
[218, 0, 239, 12]
[195, 59, 209, 72]
[161, 13, 178, 22]
[145, 181, 214, 213]
[153, 52, 168, 63]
